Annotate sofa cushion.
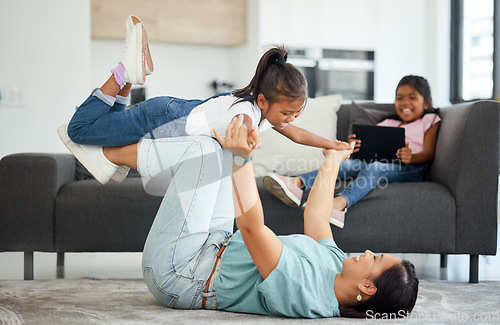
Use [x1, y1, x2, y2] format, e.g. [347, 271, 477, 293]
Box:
[331, 182, 457, 254]
[252, 94, 342, 176]
[257, 177, 457, 254]
[55, 178, 162, 252]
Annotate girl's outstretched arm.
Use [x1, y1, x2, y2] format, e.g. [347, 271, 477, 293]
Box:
[214, 116, 282, 280]
[275, 123, 351, 150]
[303, 144, 354, 242]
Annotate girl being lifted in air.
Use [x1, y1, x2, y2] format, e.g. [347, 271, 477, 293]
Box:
[58, 15, 350, 184]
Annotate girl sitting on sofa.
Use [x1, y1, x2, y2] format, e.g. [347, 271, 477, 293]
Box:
[57, 15, 350, 185]
[99, 113, 419, 318]
[263, 75, 441, 228]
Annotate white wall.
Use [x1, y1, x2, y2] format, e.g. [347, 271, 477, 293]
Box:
[375, 0, 450, 106]
[0, 0, 451, 159]
[91, 41, 230, 100]
[0, 0, 91, 159]
[228, 0, 262, 90]
[425, 0, 451, 107]
[258, 0, 451, 106]
[259, 0, 378, 49]
[0, 0, 234, 159]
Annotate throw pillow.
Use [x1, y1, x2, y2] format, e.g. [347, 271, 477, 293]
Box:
[347, 101, 394, 135]
[252, 94, 342, 176]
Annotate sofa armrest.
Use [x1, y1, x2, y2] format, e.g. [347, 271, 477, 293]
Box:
[0, 153, 76, 252]
[429, 100, 499, 255]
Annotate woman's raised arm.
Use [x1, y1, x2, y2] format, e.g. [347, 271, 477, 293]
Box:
[214, 115, 283, 280]
[303, 145, 354, 242]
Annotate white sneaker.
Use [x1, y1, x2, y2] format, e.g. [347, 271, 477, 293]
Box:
[120, 23, 147, 85]
[125, 15, 154, 75]
[57, 124, 117, 185]
[111, 165, 130, 182]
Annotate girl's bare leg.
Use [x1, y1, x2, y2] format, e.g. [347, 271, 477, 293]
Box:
[99, 79, 136, 169]
[103, 144, 138, 170]
[100, 76, 132, 98]
[290, 176, 304, 188]
[333, 196, 347, 211]
[117, 83, 132, 98]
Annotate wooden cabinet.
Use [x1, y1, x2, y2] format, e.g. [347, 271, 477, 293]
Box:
[91, 0, 246, 46]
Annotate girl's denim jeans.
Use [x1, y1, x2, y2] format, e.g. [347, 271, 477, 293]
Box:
[138, 136, 234, 309]
[298, 159, 426, 208]
[67, 89, 225, 147]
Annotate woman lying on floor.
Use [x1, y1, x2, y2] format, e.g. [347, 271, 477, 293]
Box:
[102, 114, 419, 318]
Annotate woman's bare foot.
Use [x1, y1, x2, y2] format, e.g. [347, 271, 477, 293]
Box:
[333, 196, 347, 211]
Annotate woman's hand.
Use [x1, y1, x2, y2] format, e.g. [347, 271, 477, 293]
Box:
[246, 127, 261, 150]
[214, 114, 259, 159]
[396, 142, 412, 164]
[348, 134, 361, 153]
[304, 141, 355, 242]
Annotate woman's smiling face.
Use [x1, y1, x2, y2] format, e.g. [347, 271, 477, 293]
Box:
[342, 250, 402, 281]
[395, 84, 429, 124]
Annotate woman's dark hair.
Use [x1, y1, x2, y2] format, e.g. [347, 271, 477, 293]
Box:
[389, 75, 440, 121]
[339, 260, 419, 319]
[233, 45, 308, 106]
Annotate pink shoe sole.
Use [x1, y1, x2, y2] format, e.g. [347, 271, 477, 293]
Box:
[127, 15, 154, 75]
[262, 172, 303, 207]
[330, 208, 346, 228]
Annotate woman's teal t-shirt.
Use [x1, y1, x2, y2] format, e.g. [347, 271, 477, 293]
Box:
[215, 230, 346, 318]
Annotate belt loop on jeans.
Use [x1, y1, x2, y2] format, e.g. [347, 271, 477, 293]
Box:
[202, 236, 231, 309]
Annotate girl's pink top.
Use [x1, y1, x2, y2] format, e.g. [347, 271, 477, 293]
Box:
[377, 113, 441, 154]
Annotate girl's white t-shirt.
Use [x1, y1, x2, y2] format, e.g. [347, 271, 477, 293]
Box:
[185, 94, 273, 138]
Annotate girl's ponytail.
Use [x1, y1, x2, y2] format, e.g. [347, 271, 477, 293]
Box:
[234, 45, 307, 105]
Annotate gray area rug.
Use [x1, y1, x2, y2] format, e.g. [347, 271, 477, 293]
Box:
[1, 278, 499, 324]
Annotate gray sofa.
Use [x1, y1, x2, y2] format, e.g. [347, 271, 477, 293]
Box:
[1, 100, 498, 283]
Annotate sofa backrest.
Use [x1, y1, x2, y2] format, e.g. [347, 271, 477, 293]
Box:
[337, 102, 395, 141]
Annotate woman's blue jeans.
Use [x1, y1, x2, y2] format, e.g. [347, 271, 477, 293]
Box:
[138, 136, 234, 309]
[298, 160, 426, 208]
[67, 89, 219, 146]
